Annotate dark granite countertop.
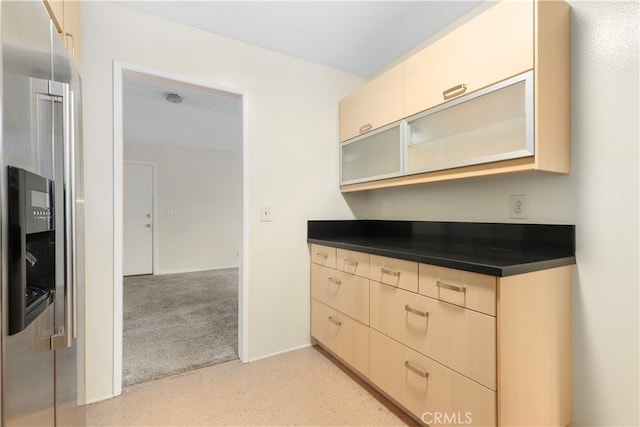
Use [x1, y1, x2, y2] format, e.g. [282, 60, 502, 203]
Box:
[307, 220, 576, 277]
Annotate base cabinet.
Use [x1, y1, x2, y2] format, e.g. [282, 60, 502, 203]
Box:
[370, 280, 496, 390]
[370, 330, 496, 427]
[311, 263, 369, 324]
[311, 299, 369, 377]
[310, 244, 572, 426]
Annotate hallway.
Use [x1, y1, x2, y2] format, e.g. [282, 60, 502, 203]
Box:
[123, 269, 238, 386]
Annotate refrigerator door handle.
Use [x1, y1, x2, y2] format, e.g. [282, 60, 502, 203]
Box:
[62, 83, 76, 347]
[69, 90, 78, 340]
[50, 79, 75, 350]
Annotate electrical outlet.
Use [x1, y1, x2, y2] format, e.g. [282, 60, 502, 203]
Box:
[509, 195, 528, 219]
[260, 206, 271, 222]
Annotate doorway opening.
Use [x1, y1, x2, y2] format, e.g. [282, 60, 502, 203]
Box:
[113, 63, 248, 393]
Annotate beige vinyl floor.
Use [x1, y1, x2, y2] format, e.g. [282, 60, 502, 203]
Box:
[86, 346, 417, 426]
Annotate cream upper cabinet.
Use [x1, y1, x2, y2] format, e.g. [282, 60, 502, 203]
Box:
[339, 63, 403, 142]
[43, 0, 81, 68]
[340, 121, 403, 185]
[338, 0, 570, 192]
[405, 71, 534, 175]
[403, 1, 534, 117]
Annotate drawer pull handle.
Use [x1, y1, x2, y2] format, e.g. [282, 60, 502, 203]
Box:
[380, 267, 401, 277]
[404, 304, 429, 318]
[404, 361, 429, 378]
[343, 258, 358, 267]
[315, 252, 328, 259]
[328, 277, 342, 286]
[328, 316, 342, 326]
[437, 281, 467, 293]
[442, 83, 467, 100]
[359, 123, 373, 133]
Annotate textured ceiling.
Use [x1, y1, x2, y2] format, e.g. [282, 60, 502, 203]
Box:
[123, 71, 242, 151]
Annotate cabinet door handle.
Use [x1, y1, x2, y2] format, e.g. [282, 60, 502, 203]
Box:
[328, 316, 342, 326]
[404, 304, 429, 318]
[442, 83, 467, 100]
[328, 277, 342, 286]
[65, 32, 75, 61]
[404, 361, 429, 378]
[315, 252, 328, 259]
[380, 267, 401, 277]
[436, 280, 467, 293]
[359, 123, 373, 133]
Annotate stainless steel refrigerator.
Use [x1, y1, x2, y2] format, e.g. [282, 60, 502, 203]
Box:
[1, 1, 85, 426]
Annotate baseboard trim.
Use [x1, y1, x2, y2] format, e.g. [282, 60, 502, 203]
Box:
[87, 344, 313, 403]
[85, 393, 116, 405]
[154, 265, 238, 275]
[247, 343, 312, 363]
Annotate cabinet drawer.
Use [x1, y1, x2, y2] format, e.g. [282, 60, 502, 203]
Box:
[370, 281, 496, 389]
[370, 330, 496, 426]
[403, 0, 534, 117]
[310, 244, 336, 268]
[336, 249, 370, 278]
[369, 255, 418, 293]
[311, 263, 369, 325]
[419, 264, 496, 316]
[311, 299, 369, 377]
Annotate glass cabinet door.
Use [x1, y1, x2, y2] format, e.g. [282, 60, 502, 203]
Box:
[340, 122, 403, 185]
[406, 71, 534, 175]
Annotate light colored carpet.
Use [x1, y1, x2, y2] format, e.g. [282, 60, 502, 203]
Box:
[123, 268, 238, 386]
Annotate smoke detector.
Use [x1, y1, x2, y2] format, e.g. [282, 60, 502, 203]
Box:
[164, 92, 183, 104]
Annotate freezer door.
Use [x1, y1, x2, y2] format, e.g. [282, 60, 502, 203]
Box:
[4, 305, 56, 426]
[2, 1, 85, 425]
[2, 2, 59, 426]
[3, 80, 63, 427]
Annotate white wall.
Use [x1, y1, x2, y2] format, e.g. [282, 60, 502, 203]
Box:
[82, 2, 364, 402]
[346, 2, 640, 425]
[124, 143, 242, 274]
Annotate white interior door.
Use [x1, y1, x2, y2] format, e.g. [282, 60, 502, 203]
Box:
[123, 163, 153, 276]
